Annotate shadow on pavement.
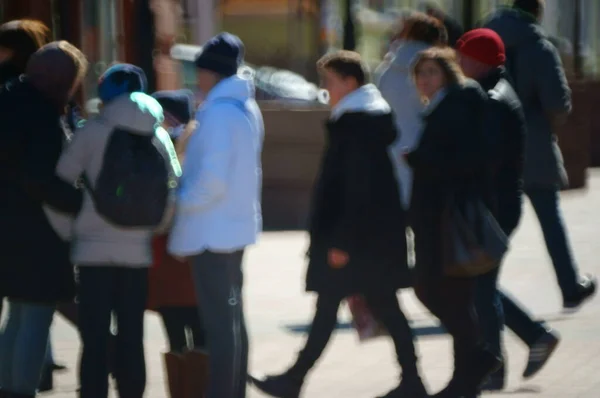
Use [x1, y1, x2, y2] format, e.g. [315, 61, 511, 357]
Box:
[284, 321, 446, 337]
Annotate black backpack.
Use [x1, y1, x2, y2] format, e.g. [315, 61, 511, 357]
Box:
[86, 127, 177, 228]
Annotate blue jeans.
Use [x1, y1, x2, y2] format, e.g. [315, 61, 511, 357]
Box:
[0, 300, 55, 395]
[526, 188, 580, 298]
[476, 269, 547, 358]
[78, 266, 148, 398]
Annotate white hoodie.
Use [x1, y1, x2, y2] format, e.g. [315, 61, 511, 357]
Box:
[168, 75, 264, 256]
[377, 40, 431, 209]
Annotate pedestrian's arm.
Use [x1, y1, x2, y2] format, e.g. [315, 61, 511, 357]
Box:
[24, 125, 82, 215]
[176, 110, 232, 214]
[330, 142, 371, 253]
[536, 43, 572, 126]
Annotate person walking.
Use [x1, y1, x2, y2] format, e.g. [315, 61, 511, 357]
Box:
[457, 28, 561, 391]
[250, 50, 426, 398]
[0, 40, 88, 398]
[168, 32, 264, 398]
[485, 0, 596, 310]
[149, 89, 208, 398]
[377, 12, 447, 210]
[55, 64, 180, 398]
[408, 47, 501, 398]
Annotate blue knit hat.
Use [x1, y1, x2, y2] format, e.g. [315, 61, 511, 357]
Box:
[152, 89, 195, 126]
[194, 32, 244, 77]
[98, 63, 147, 103]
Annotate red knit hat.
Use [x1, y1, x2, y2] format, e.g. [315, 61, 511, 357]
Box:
[456, 28, 506, 67]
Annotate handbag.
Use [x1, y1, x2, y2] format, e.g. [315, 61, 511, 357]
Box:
[442, 198, 508, 277]
[347, 295, 387, 342]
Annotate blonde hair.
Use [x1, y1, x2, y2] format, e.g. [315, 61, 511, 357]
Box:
[412, 47, 466, 87]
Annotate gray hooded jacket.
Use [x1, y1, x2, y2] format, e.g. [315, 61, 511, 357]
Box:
[56, 93, 179, 267]
[485, 8, 571, 189]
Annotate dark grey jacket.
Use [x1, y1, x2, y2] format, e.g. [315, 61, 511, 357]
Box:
[485, 8, 571, 190]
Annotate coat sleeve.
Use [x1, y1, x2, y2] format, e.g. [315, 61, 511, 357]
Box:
[330, 141, 372, 253]
[25, 123, 82, 215]
[176, 107, 232, 214]
[534, 41, 572, 116]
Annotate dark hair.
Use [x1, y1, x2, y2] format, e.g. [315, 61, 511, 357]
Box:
[412, 47, 466, 87]
[317, 50, 370, 86]
[0, 20, 50, 72]
[398, 12, 448, 46]
[513, 0, 544, 18]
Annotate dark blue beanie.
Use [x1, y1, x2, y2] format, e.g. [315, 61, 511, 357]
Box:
[152, 89, 195, 125]
[194, 32, 244, 77]
[98, 63, 147, 103]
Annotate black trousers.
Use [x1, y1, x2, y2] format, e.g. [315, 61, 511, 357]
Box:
[158, 306, 205, 353]
[78, 266, 148, 398]
[289, 291, 419, 381]
[191, 250, 247, 398]
[415, 275, 479, 375]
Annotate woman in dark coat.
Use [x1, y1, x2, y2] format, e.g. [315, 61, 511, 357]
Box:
[251, 51, 425, 398]
[0, 41, 87, 398]
[0, 20, 50, 86]
[407, 47, 499, 398]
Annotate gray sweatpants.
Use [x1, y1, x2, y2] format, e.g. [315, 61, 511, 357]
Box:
[191, 250, 247, 398]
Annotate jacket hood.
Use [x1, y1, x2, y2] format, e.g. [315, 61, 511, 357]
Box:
[101, 92, 163, 135]
[391, 40, 432, 71]
[205, 74, 255, 103]
[484, 8, 544, 49]
[330, 84, 391, 121]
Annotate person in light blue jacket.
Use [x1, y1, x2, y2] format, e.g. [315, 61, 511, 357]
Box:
[168, 32, 264, 398]
[377, 12, 447, 210]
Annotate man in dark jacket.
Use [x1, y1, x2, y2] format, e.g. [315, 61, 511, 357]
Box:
[250, 51, 425, 398]
[457, 28, 562, 390]
[421, 1, 464, 46]
[484, 0, 596, 309]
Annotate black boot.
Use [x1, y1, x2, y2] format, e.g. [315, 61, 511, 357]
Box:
[248, 372, 303, 398]
[376, 376, 428, 398]
[480, 363, 505, 391]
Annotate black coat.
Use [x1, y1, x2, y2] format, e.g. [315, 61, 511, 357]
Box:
[306, 112, 410, 297]
[0, 79, 82, 303]
[407, 82, 489, 281]
[479, 68, 526, 236]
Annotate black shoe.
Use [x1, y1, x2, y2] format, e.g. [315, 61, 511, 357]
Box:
[523, 330, 560, 379]
[376, 377, 428, 398]
[480, 364, 505, 391]
[563, 274, 597, 310]
[248, 373, 302, 398]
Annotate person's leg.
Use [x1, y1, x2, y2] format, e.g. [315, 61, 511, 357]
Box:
[191, 250, 248, 398]
[526, 189, 581, 299]
[474, 268, 504, 358]
[250, 292, 342, 398]
[363, 290, 426, 397]
[0, 300, 23, 393]
[78, 267, 115, 398]
[114, 267, 148, 398]
[182, 306, 206, 350]
[159, 307, 190, 353]
[9, 302, 55, 395]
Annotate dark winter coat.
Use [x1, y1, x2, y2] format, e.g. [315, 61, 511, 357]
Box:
[0, 79, 82, 303]
[485, 8, 571, 189]
[479, 68, 526, 236]
[306, 112, 410, 297]
[407, 82, 489, 281]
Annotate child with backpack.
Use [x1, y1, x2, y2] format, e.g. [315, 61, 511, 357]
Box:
[149, 89, 208, 398]
[55, 63, 180, 398]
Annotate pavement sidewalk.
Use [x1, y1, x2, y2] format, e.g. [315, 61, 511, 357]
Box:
[48, 171, 600, 397]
